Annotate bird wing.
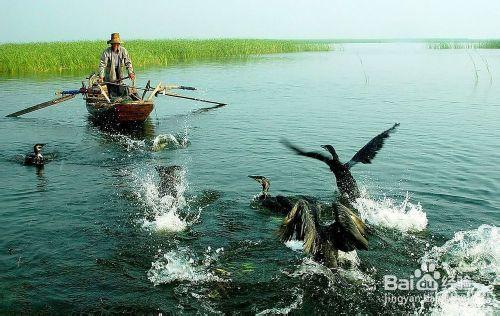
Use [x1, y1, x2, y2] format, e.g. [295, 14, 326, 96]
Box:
[281, 139, 331, 164]
[334, 203, 369, 250]
[24, 153, 35, 164]
[345, 123, 399, 169]
[248, 175, 267, 181]
[248, 175, 270, 193]
[279, 200, 321, 255]
[276, 195, 294, 210]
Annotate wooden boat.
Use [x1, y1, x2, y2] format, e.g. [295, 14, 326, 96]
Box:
[84, 75, 156, 124]
[85, 87, 154, 123]
[5, 73, 225, 120]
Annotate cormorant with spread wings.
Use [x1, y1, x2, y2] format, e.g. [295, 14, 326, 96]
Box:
[282, 123, 399, 202]
[279, 200, 369, 268]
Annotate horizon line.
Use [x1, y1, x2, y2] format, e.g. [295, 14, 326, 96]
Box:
[1, 37, 499, 45]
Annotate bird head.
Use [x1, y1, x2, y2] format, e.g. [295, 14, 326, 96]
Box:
[321, 145, 339, 161]
[248, 175, 270, 195]
[33, 143, 45, 154]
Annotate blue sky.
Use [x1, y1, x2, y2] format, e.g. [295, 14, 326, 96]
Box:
[1, 0, 499, 42]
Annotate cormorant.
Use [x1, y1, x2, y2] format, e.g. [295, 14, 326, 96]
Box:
[24, 144, 45, 166]
[282, 123, 399, 202]
[248, 175, 317, 215]
[156, 165, 184, 198]
[279, 199, 368, 268]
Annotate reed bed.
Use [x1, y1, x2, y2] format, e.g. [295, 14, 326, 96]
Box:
[0, 39, 330, 75]
[428, 40, 500, 49]
[474, 41, 500, 49]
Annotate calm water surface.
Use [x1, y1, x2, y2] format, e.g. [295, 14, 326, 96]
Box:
[0, 44, 498, 314]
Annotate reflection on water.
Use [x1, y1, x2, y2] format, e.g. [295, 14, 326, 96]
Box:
[190, 103, 226, 114]
[35, 166, 48, 191]
[87, 115, 156, 140]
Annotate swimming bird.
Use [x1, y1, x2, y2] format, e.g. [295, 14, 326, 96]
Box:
[248, 175, 317, 215]
[24, 144, 45, 166]
[156, 165, 184, 198]
[248, 175, 295, 214]
[282, 123, 399, 202]
[279, 200, 368, 268]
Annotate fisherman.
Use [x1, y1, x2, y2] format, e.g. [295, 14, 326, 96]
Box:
[98, 33, 136, 97]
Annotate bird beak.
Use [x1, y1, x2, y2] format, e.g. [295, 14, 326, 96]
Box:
[248, 175, 261, 182]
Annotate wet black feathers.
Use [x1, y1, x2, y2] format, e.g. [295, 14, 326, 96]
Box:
[331, 203, 368, 251]
[24, 143, 45, 166]
[281, 139, 332, 164]
[24, 153, 43, 165]
[279, 200, 369, 267]
[279, 200, 321, 255]
[346, 123, 399, 169]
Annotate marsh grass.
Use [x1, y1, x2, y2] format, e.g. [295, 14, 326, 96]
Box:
[0, 39, 330, 75]
[428, 40, 500, 49]
[474, 41, 500, 49]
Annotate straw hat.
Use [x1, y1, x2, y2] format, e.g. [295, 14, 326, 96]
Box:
[107, 33, 123, 44]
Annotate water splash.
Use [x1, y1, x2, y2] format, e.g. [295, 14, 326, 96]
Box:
[104, 132, 189, 152]
[421, 225, 499, 284]
[354, 192, 427, 232]
[418, 225, 499, 315]
[112, 134, 146, 151]
[284, 240, 361, 268]
[256, 289, 304, 315]
[429, 280, 498, 316]
[286, 254, 374, 288]
[151, 133, 189, 151]
[137, 168, 199, 232]
[284, 240, 304, 252]
[147, 246, 225, 285]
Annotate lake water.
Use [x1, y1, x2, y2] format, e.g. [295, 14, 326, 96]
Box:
[0, 43, 498, 314]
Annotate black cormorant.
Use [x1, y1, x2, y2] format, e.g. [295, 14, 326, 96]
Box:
[282, 123, 399, 202]
[24, 144, 45, 166]
[156, 165, 184, 198]
[248, 175, 317, 215]
[248, 175, 295, 214]
[279, 200, 368, 268]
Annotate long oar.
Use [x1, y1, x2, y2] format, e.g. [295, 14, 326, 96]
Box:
[91, 80, 224, 105]
[164, 85, 197, 91]
[105, 81, 197, 91]
[161, 92, 226, 106]
[6, 94, 76, 117]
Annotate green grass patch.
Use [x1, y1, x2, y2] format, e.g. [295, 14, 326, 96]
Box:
[474, 41, 500, 49]
[0, 39, 330, 75]
[428, 40, 500, 49]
